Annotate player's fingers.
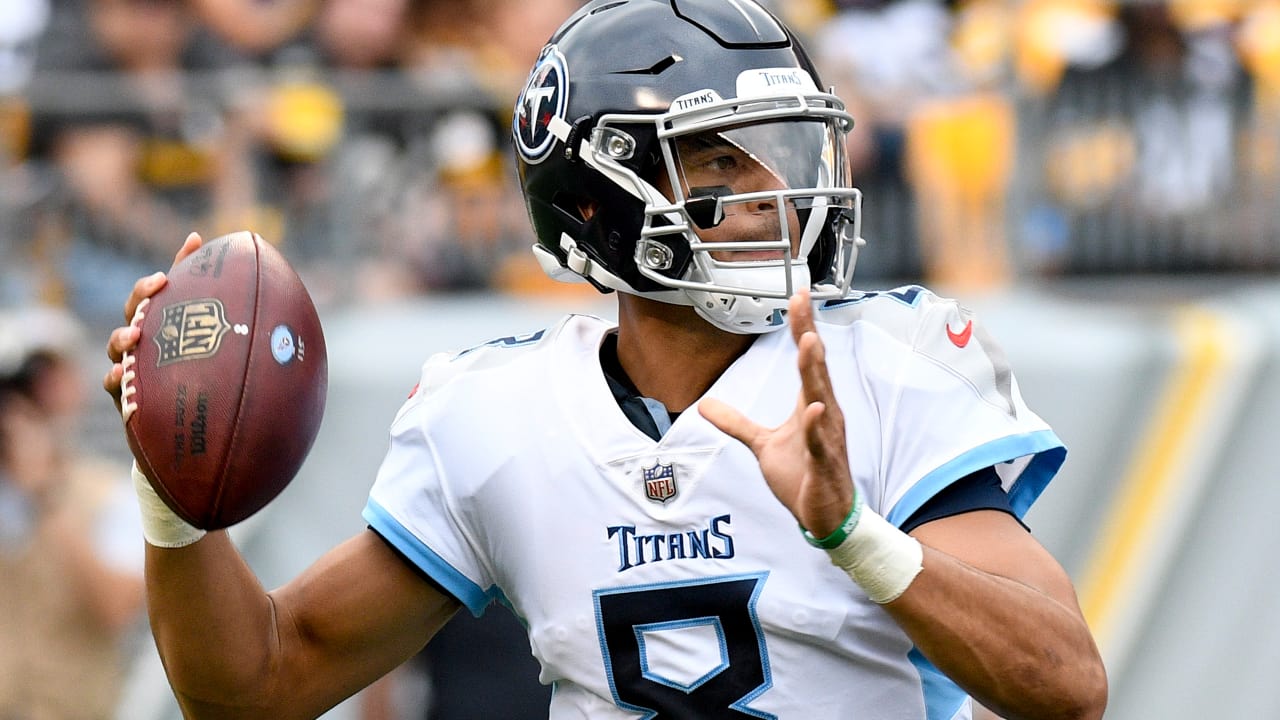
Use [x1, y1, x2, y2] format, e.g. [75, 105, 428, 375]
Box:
[103, 363, 123, 406]
[789, 290, 837, 406]
[699, 397, 765, 454]
[799, 411, 855, 536]
[798, 335, 848, 474]
[173, 231, 203, 267]
[123, 272, 166, 325]
[788, 288, 815, 347]
[801, 400, 842, 466]
[801, 399, 853, 510]
[105, 324, 141, 364]
[796, 329, 836, 407]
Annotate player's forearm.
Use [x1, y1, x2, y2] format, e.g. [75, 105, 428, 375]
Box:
[884, 547, 1107, 720]
[145, 531, 283, 712]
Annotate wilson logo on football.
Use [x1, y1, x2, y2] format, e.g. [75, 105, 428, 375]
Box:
[154, 299, 233, 366]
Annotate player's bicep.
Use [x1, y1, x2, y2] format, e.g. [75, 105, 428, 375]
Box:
[909, 510, 1082, 613]
[267, 529, 461, 716]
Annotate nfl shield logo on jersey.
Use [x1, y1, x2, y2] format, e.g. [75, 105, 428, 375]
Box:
[642, 461, 678, 504]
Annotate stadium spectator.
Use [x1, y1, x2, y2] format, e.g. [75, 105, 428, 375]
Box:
[0, 0, 52, 305]
[0, 305, 145, 720]
[237, 0, 433, 301]
[24, 0, 257, 327]
[0, 0, 49, 99]
[187, 0, 320, 62]
[814, 0, 1018, 290]
[404, 0, 583, 103]
[303, 0, 579, 298]
[1031, 1, 1256, 273]
[182, 0, 529, 300]
[402, 0, 586, 293]
[811, 0, 960, 282]
[312, 0, 410, 71]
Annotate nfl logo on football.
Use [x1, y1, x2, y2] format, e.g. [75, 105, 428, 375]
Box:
[642, 461, 678, 504]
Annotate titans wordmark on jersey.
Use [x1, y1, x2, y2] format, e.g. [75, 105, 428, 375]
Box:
[364, 288, 1065, 720]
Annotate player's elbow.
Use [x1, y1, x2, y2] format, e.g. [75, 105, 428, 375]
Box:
[1066, 657, 1109, 720]
[989, 650, 1107, 720]
[1028, 655, 1108, 720]
[1038, 620, 1109, 720]
[1059, 631, 1109, 720]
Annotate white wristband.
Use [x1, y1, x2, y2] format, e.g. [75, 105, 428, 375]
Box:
[132, 462, 206, 548]
[826, 505, 923, 604]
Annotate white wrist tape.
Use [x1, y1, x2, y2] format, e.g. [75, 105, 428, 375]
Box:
[826, 505, 924, 604]
[132, 462, 206, 548]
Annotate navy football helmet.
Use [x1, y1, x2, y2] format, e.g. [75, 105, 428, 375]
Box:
[513, 0, 863, 333]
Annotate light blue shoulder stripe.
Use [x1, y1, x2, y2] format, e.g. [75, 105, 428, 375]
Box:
[363, 498, 495, 616]
[886, 430, 1066, 527]
[909, 648, 968, 720]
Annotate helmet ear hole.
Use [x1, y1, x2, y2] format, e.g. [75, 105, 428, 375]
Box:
[548, 191, 594, 228]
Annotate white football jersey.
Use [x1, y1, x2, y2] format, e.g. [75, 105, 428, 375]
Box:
[365, 286, 1065, 720]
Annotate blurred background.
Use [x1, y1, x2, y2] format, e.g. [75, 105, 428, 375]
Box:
[1, 0, 1278, 718]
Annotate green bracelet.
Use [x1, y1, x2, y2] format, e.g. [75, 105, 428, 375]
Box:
[800, 494, 863, 549]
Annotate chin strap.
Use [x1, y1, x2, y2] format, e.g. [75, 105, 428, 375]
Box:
[531, 245, 587, 283]
[561, 233, 597, 277]
[539, 233, 688, 306]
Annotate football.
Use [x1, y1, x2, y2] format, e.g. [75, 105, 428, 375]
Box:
[120, 231, 327, 530]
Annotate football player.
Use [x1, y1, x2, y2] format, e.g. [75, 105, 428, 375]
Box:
[103, 1, 1107, 718]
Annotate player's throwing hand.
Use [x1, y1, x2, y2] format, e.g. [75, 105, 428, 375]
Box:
[102, 232, 205, 411]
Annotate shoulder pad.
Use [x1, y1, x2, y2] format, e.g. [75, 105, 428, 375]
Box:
[816, 285, 935, 337]
[819, 285, 1019, 417]
[412, 313, 609, 399]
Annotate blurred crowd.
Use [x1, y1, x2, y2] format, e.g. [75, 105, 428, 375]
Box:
[0, 304, 146, 720]
[2, 0, 1280, 718]
[0, 0, 1277, 327]
[0, 0, 586, 336]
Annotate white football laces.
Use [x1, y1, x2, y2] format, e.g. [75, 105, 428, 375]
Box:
[119, 297, 149, 424]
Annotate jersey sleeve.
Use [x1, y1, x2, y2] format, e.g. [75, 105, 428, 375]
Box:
[862, 290, 1066, 526]
[361, 321, 569, 616]
[362, 350, 499, 616]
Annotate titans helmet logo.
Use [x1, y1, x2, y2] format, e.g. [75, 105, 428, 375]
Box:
[514, 46, 568, 164]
